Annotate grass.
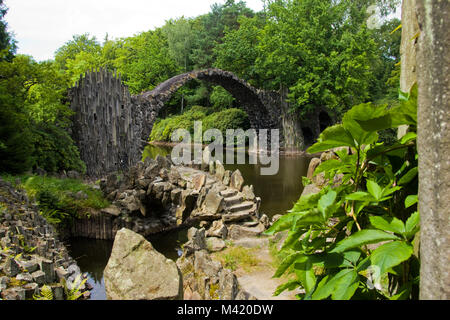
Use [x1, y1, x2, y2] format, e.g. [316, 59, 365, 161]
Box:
[1, 174, 110, 225]
[214, 246, 261, 273]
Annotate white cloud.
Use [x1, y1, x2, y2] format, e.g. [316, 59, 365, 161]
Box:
[4, 0, 264, 61]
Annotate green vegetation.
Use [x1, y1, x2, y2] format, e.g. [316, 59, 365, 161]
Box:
[0, 0, 401, 174]
[215, 246, 260, 272]
[2, 174, 109, 226]
[265, 85, 419, 300]
[150, 106, 250, 142]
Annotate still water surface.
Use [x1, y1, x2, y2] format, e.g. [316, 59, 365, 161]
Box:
[67, 145, 311, 300]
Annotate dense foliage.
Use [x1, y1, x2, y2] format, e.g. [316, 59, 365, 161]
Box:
[150, 106, 249, 142]
[265, 86, 419, 300]
[1, 0, 401, 171]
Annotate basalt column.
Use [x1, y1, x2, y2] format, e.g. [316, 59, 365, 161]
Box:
[70, 69, 146, 177]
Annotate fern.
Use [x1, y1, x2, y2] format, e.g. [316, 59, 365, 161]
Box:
[62, 274, 87, 300]
[33, 285, 54, 300]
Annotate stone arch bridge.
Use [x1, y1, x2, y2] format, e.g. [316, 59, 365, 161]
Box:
[70, 68, 307, 177]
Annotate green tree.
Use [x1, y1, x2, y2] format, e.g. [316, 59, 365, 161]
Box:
[190, 0, 254, 69]
[111, 30, 178, 94]
[163, 17, 194, 72]
[54, 33, 102, 71]
[0, 0, 15, 61]
[257, 0, 382, 117]
[214, 15, 265, 87]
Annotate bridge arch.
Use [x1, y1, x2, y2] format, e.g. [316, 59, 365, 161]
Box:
[70, 68, 303, 177]
[137, 68, 278, 137]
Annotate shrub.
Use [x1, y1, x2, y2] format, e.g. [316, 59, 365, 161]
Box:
[267, 85, 420, 300]
[149, 106, 250, 143]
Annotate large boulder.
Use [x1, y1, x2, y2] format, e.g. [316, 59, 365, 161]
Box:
[104, 228, 183, 300]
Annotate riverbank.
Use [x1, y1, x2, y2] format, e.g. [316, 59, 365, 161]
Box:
[148, 141, 315, 157]
[0, 177, 91, 300]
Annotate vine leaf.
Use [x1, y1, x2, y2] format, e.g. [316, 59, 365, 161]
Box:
[331, 229, 399, 253]
[369, 215, 405, 236]
[370, 241, 413, 277]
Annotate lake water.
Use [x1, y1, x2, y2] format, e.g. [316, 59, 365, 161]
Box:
[67, 144, 311, 300]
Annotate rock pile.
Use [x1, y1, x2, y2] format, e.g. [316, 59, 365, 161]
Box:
[96, 155, 270, 242]
[176, 227, 255, 300]
[0, 178, 89, 300]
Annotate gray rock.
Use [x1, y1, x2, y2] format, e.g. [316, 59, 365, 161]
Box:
[104, 228, 182, 300]
[219, 269, 238, 300]
[16, 273, 33, 282]
[39, 258, 55, 283]
[215, 160, 225, 182]
[192, 174, 206, 191]
[194, 250, 222, 278]
[206, 220, 228, 239]
[307, 158, 322, 180]
[101, 205, 121, 217]
[242, 185, 256, 201]
[202, 190, 224, 215]
[230, 170, 244, 191]
[259, 214, 271, 229]
[4, 258, 20, 277]
[22, 283, 39, 299]
[228, 223, 266, 240]
[223, 170, 232, 186]
[206, 237, 226, 252]
[31, 270, 46, 285]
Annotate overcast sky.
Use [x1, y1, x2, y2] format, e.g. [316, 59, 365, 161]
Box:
[4, 0, 265, 62]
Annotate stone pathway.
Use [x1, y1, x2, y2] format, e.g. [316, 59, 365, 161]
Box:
[220, 237, 303, 300]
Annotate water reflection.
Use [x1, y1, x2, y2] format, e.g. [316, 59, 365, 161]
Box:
[65, 238, 113, 300]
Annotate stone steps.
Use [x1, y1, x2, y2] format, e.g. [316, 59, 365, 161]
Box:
[220, 189, 238, 199]
[224, 195, 243, 207]
[222, 209, 255, 223]
[228, 201, 254, 213]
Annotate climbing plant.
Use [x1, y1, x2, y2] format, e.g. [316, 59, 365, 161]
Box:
[266, 85, 420, 300]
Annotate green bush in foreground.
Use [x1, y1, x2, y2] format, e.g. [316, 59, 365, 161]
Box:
[266, 85, 420, 300]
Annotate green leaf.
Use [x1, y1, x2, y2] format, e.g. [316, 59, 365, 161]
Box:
[398, 167, 418, 185]
[400, 132, 417, 145]
[314, 159, 344, 175]
[367, 180, 383, 201]
[405, 195, 418, 209]
[369, 216, 405, 236]
[264, 212, 298, 236]
[294, 257, 316, 293]
[345, 191, 373, 202]
[274, 280, 301, 296]
[314, 250, 361, 269]
[274, 253, 306, 278]
[405, 211, 420, 239]
[370, 241, 413, 277]
[318, 190, 337, 220]
[332, 230, 400, 253]
[331, 270, 359, 300]
[307, 125, 356, 154]
[302, 176, 312, 187]
[311, 269, 354, 300]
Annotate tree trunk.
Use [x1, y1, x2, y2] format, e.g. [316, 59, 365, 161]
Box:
[416, 0, 450, 300]
[398, 0, 420, 138]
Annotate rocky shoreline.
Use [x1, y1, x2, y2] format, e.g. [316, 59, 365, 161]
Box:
[0, 178, 90, 300]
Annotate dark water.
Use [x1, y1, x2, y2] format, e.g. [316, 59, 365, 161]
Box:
[68, 144, 311, 299]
